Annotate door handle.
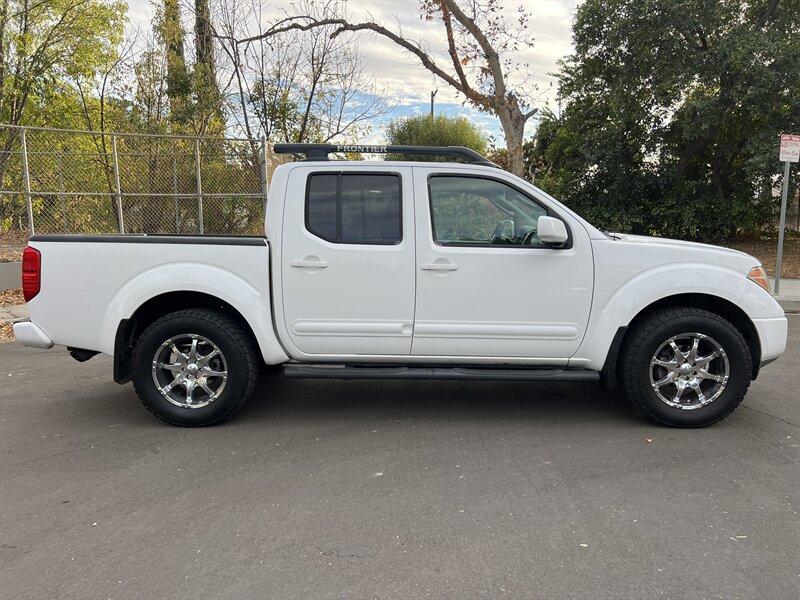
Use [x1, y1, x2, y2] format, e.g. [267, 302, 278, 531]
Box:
[421, 262, 458, 271]
[290, 259, 328, 268]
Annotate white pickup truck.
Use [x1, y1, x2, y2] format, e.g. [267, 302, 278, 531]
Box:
[14, 144, 787, 427]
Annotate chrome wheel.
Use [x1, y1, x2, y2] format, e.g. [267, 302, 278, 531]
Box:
[649, 332, 729, 410]
[151, 334, 228, 409]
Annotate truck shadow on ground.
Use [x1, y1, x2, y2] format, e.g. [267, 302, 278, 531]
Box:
[74, 374, 643, 429]
[2, 346, 645, 430]
[232, 373, 644, 428]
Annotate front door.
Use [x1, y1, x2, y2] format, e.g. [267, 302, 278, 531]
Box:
[411, 168, 593, 361]
[281, 166, 415, 357]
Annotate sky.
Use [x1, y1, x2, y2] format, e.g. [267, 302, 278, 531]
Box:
[125, 0, 582, 144]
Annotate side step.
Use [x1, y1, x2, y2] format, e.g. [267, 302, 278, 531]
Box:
[283, 364, 599, 382]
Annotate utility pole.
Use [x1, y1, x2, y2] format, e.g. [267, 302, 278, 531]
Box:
[430, 90, 437, 118]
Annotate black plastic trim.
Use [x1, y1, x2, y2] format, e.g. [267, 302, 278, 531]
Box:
[425, 173, 574, 250]
[283, 364, 599, 382]
[67, 347, 100, 362]
[29, 234, 267, 246]
[757, 356, 779, 373]
[274, 143, 498, 167]
[113, 318, 133, 384]
[599, 326, 627, 390]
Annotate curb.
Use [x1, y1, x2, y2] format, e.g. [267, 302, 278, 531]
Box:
[0, 303, 28, 323]
[0, 261, 21, 291]
[777, 298, 800, 314]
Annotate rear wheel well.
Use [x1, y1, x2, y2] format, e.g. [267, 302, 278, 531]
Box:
[602, 293, 761, 388]
[113, 291, 260, 383]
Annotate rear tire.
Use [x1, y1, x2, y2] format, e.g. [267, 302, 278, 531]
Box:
[619, 307, 752, 427]
[131, 309, 259, 426]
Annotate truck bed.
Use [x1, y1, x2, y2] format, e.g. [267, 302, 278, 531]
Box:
[25, 234, 280, 360]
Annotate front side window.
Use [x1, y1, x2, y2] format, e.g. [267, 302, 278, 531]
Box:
[306, 173, 401, 244]
[428, 176, 549, 246]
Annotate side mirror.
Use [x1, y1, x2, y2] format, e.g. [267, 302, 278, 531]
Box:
[537, 215, 568, 245]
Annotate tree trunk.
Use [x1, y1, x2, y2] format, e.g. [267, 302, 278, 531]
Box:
[195, 0, 215, 78]
[194, 0, 221, 132]
[496, 105, 526, 178]
[162, 0, 190, 126]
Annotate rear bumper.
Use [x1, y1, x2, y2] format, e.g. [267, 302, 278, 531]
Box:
[12, 319, 54, 349]
[753, 316, 788, 364]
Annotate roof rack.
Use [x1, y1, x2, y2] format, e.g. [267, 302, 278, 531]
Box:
[272, 143, 498, 167]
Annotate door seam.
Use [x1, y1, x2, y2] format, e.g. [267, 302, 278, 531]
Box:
[410, 166, 419, 356]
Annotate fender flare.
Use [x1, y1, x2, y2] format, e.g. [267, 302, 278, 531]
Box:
[101, 262, 288, 368]
[577, 263, 749, 371]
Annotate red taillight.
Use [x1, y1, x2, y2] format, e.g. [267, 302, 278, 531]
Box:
[22, 246, 41, 302]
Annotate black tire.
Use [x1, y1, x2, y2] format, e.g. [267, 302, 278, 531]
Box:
[131, 309, 259, 426]
[619, 306, 752, 427]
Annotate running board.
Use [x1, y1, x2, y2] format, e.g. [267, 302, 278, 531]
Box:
[283, 364, 599, 382]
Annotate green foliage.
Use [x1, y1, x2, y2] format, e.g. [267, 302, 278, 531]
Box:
[528, 0, 800, 241]
[248, 80, 306, 143]
[385, 114, 488, 160]
[432, 194, 504, 243]
[0, 0, 127, 229]
[0, 0, 127, 125]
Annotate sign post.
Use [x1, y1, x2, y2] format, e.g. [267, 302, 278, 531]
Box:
[775, 134, 800, 295]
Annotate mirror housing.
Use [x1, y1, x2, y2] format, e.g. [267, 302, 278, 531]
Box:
[537, 216, 568, 245]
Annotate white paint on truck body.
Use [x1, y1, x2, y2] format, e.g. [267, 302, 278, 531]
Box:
[25, 239, 288, 364]
[20, 159, 787, 374]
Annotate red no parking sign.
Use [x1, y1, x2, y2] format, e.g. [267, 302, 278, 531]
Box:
[779, 134, 800, 163]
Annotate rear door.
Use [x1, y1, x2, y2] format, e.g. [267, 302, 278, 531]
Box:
[280, 166, 415, 357]
[411, 167, 594, 361]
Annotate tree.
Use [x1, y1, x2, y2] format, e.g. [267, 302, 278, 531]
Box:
[215, 0, 386, 144]
[128, 37, 170, 133]
[229, 0, 540, 176]
[532, 0, 800, 240]
[158, 0, 191, 127]
[385, 114, 488, 160]
[194, 0, 223, 134]
[0, 0, 126, 180]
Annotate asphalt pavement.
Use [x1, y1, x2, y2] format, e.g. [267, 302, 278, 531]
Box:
[1, 317, 798, 599]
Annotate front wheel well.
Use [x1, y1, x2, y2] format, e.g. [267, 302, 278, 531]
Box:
[601, 293, 762, 389]
[113, 291, 260, 383]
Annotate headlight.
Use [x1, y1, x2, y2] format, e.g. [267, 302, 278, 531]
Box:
[747, 266, 771, 294]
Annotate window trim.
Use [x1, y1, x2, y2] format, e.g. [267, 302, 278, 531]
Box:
[305, 171, 404, 246]
[426, 173, 573, 249]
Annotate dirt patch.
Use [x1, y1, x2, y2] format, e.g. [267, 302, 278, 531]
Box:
[0, 289, 24, 343]
[0, 248, 22, 262]
[0, 288, 24, 308]
[1, 230, 27, 262]
[0, 322, 13, 343]
[724, 236, 800, 279]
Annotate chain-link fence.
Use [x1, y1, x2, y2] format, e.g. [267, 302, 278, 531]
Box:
[0, 125, 282, 237]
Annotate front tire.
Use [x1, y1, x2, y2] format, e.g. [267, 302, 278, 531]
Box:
[619, 307, 752, 427]
[131, 309, 259, 426]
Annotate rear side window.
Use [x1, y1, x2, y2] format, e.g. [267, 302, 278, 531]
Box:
[306, 173, 402, 244]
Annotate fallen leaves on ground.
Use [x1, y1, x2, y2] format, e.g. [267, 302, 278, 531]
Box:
[0, 288, 24, 308]
[725, 237, 800, 279]
[0, 289, 24, 344]
[0, 248, 22, 263]
[0, 322, 14, 343]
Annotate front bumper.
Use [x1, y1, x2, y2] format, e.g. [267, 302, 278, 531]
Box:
[753, 316, 788, 364]
[12, 319, 54, 349]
